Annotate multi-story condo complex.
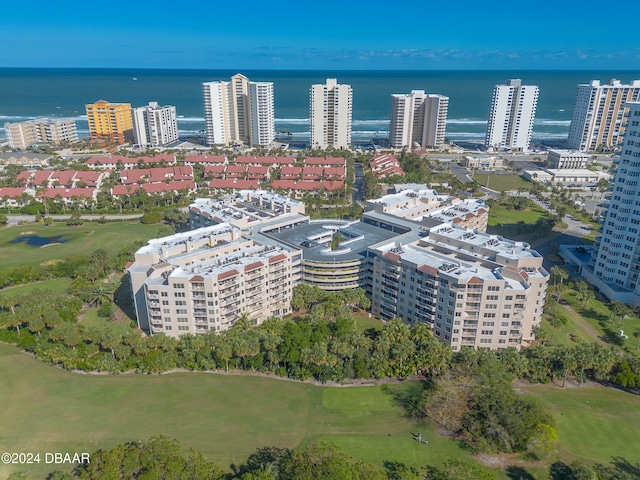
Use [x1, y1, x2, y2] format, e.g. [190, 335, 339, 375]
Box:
[4, 119, 78, 149]
[85, 100, 134, 145]
[485, 79, 539, 152]
[582, 102, 640, 303]
[370, 223, 548, 350]
[202, 74, 275, 148]
[567, 79, 640, 152]
[310, 78, 352, 150]
[389, 91, 449, 149]
[128, 223, 301, 337]
[132, 189, 547, 350]
[131, 102, 179, 147]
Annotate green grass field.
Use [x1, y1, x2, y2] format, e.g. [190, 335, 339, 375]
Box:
[1, 343, 640, 478]
[562, 290, 640, 349]
[0, 343, 472, 479]
[488, 202, 548, 227]
[520, 384, 640, 467]
[0, 278, 72, 298]
[0, 222, 163, 272]
[473, 173, 532, 192]
[541, 304, 594, 347]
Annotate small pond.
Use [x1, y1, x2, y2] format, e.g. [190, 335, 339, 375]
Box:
[10, 235, 69, 247]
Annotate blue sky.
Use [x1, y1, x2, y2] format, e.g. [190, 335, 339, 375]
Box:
[2, 0, 639, 69]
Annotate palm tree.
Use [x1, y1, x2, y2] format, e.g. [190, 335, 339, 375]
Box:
[550, 266, 568, 287]
[90, 248, 110, 273]
[88, 283, 114, 306]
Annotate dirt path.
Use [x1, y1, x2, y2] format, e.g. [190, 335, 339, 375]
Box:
[559, 302, 607, 346]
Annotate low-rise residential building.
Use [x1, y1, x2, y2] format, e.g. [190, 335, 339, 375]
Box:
[86, 154, 176, 169]
[370, 154, 405, 178]
[0, 153, 51, 168]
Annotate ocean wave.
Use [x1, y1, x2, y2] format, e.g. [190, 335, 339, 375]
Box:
[531, 133, 569, 139]
[445, 132, 486, 139]
[352, 119, 390, 127]
[534, 119, 571, 126]
[275, 118, 309, 124]
[176, 116, 205, 123]
[446, 118, 487, 125]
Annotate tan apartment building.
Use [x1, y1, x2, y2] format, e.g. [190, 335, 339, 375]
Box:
[5, 119, 78, 149]
[128, 223, 301, 337]
[370, 222, 548, 350]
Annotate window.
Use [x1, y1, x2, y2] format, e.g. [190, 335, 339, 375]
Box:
[173, 283, 185, 289]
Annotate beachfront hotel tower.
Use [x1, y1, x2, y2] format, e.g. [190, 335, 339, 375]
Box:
[485, 79, 538, 153]
[85, 100, 134, 145]
[131, 102, 179, 147]
[202, 74, 275, 148]
[310, 78, 353, 149]
[389, 90, 449, 149]
[567, 79, 640, 152]
[582, 102, 640, 303]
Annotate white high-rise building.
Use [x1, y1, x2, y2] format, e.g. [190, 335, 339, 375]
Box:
[310, 78, 352, 149]
[584, 102, 640, 303]
[249, 82, 275, 147]
[485, 79, 539, 152]
[202, 74, 274, 147]
[131, 102, 179, 147]
[389, 91, 449, 149]
[203, 81, 232, 146]
[567, 79, 640, 152]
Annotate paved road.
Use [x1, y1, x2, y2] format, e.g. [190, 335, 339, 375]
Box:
[352, 163, 365, 204]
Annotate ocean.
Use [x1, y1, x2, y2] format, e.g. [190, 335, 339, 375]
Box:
[2, 68, 640, 145]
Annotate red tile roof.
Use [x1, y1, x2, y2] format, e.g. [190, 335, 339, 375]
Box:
[269, 254, 287, 264]
[208, 179, 259, 190]
[0, 187, 27, 198]
[218, 269, 239, 280]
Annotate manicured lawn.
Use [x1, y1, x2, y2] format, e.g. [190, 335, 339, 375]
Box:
[473, 174, 532, 192]
[0, 344, 473, 479]
[79, 306, 138, 335]
[541, 304, 594, 347]
[519, 384, 640, 468]
[0, 222, 164, 272]
[0, 278, 72, 297]
[2, 342, 639, 478]
[488, 202, 548, 227]
[353, 310, 385, 332]
[562, 290, 640, 349]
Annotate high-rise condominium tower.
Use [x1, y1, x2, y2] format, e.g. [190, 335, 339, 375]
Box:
[567, 79, 640, 152]
[310, 78, 352, 149]
[389, 90, 449, 149]
[202, 74, 275, 147]
[131, 102, 179, 147]
[585, 102, 640, 303]
[485, 79, 539, 152]
[85, 100, 133, 145]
